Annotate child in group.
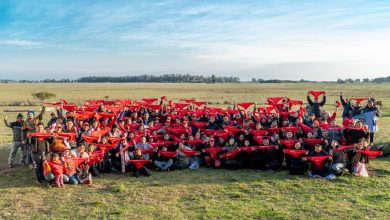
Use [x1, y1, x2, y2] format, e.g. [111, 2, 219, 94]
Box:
[49, 153, 68, 187]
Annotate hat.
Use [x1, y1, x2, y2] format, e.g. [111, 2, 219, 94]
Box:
[209, 138, 215, 142]
[17, 113, 23, 118]
[27, 110, 34, 115]
[83, 122, 90, 126]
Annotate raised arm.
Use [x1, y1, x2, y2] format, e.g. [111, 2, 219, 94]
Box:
[319, 95, 326, 106]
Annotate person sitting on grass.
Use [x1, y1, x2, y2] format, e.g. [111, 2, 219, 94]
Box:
[154, 147, 174, 171]
[131, 148, 151, 177]
[303, 144, 334, 179]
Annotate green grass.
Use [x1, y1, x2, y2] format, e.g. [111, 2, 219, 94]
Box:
[0, 82, 389, 219]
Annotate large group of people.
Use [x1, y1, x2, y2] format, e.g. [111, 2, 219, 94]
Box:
[3, 90, 383, 187]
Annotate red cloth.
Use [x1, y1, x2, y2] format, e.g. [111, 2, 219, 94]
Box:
[250, 130, 267, 136]
[44, 102, 62, 106]
[358, 150, 383, 158]
[192, 101, 207, 107]
[254, 145, 276, 150]
[174, 103, 190, 110]
[288, 100, 303, 106]
[350, 98, 368, 103]
[203, 147, 224, 159]
[257, 106, 276, 114]
[141, 147, 155, 155]
[179, 149, 200, 157]
[281, 126, 299, 133]
[308, 91, 325, 99]
[158, 150, 177, 158]
[191, 121, 208, 129]
[91, 129, 110, 137]
[304, 156, 329, 170]
[220, 148, 241, 159]
[283, 149, 308, 158]
[279, 139, 298, 148]
[183, 139, 204, 146]
[115, 99, 133, 105]
[298, 123, 313, 133]
[267, 97, 284, 105]
[224, 126, 243, 134]
[145, 104, 161, 111]
[87, 151, 104, 166]
[227, 109, 241, 115]
[266, 127, 281, 133]
[62, 105, 77, 112]
[97, 112, 116, 118]
[237, 102, 254, 110]
[161, 96, 167, 100]
[331, 145, 354, 153]
[27, 132, 51, 140]
[64, 157, 87, 175]
[82, 135, 100, 143]
[102, 100, 115, 105]
[48, 161, 67, 176]
[335, 100, 341, 107]
[128, 160, 152, 169]
[142, 98, 158, 104]
[106, 106, 123, 114]
[301, 138, 323, 146]
[56, 133, 76, 141]
[95, 143, 116, 153]
[239, 146, 255, 154]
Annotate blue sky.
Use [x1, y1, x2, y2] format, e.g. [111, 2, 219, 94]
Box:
[0, 0, 389, 81]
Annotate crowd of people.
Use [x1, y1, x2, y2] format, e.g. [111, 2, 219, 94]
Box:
[3, 90, 383, 187]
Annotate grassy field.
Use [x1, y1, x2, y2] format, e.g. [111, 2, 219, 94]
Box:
[0, 83, 389, 219]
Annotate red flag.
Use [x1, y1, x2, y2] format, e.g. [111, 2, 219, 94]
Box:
[107, 136, 124, 144]
[179, 149, 200, 157]
[308, 91, 325, 99]
[142, 98, 158, 104]
[279, 139, 299, 148]
[358, 150, 383, 158]
[220, 148, 241, 159]
[158, 150, 177, 158]
[192, 101, 207, 107]
[281, 126, 299, 133]
[174, 103, 190, 110]
[335, 100, 341, 107]
[283, 149, 308, 158]
[237, 102, 255, 110]
[95, 143, 116, 153]
[288, 100, 303, 106]
[304, 156, 329, 170]
[203, 147, 224, 159]
[82, 135, 100, 143]
[350, 98, 368, 103]
[62, 105, 77, 112]
[301, 138, 323, 146]
[128, 160, 152, 169]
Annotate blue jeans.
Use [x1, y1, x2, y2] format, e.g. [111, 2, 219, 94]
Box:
[331, 163, 345, 175]
[67, 174, 78, 185]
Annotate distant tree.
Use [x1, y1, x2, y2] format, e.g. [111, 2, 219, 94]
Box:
[355, 79, 361, 83]
[362, 78, 370, 83]
[251, 78, 257, 82]
[337, 78, 345, 83]
[32, 91, 56, 101]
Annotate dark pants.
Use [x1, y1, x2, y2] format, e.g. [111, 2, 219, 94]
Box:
[133, 167, 151, 177]
[369, 132, 374, 144]
[32, 153, 45, 181]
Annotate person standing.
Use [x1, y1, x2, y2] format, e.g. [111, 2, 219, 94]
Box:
[4, 113, 24, 168]
[21, 106, 45, 168]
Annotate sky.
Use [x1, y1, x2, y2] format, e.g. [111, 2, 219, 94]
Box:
[0, 0, 390, 81]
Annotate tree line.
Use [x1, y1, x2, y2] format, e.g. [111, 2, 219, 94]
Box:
[0, 74, 389, 83]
